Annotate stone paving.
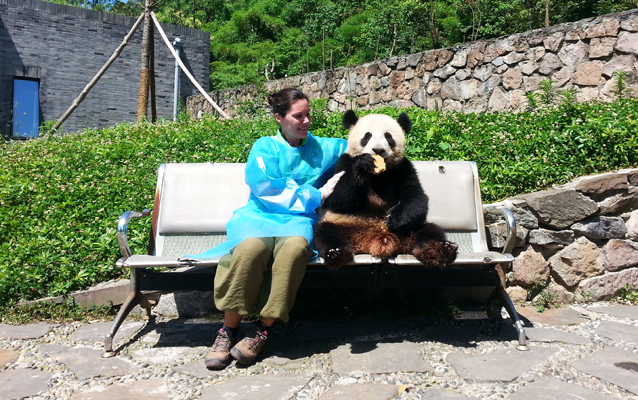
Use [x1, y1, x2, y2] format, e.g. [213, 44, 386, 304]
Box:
[1, 303, 638, 400]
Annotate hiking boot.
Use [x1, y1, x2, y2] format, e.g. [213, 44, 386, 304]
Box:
[230, 327, 268, 364]
[205, 328, 235, 369]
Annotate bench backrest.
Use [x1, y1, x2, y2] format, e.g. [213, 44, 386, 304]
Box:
[152, 161, 488, 257]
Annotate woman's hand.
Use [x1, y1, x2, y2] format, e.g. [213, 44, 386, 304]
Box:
[320, 171, 345, 202]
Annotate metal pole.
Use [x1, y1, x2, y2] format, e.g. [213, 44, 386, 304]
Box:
[172, 38, 183, 122]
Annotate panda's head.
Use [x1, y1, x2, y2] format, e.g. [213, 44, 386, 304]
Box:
[342, 110, 412, 168]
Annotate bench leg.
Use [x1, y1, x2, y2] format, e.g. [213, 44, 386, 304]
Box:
[102, 269, 154, 358]
[496, 286, 529, 351]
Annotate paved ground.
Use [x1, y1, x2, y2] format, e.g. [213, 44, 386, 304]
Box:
[1, 303, 638, 400]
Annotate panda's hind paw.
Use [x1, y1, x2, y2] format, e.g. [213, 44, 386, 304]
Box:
[321, 247, 354, 270]
[413, 240, 458, 269]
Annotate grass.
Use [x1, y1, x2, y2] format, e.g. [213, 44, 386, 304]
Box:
[1, 97, 637, 310]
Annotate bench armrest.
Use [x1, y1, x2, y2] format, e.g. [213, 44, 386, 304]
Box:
[485, 206, 517, 255]
[117, 209, 151, 258]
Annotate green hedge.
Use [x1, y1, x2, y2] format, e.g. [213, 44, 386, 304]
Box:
[1, 99, 637, 307]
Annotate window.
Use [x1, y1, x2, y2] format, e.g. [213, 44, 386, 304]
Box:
[12, 78, 40, 138]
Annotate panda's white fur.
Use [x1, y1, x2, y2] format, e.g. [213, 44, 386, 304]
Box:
[345, 113, 407, 168]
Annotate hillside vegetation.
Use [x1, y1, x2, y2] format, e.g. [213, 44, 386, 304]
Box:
[45, 0, 637, 90]
[1, 97, 638, 308]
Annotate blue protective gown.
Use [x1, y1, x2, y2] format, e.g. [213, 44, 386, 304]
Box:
[190, 131, 347, 259]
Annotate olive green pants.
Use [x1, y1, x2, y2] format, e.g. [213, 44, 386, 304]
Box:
[213, 236, 312, 323]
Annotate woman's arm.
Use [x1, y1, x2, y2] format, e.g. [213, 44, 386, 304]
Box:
[244, 139, 322, 214]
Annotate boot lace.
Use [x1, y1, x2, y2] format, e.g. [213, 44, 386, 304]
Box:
[247, 330, 268, 350]
[212, 328, 232, 351]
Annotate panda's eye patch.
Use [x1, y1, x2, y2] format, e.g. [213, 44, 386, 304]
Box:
[384, 132, 396, 148]
[361, 132, 372, 147]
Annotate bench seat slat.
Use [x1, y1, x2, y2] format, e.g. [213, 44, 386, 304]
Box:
[117, 251, 513, 270]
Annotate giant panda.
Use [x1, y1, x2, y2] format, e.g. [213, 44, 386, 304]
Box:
[314, 110, 458, 270]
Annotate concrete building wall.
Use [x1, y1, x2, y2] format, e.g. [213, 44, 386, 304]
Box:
[0, 0, 210, 136]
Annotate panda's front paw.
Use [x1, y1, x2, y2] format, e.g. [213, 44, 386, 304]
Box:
[321, 247, 354, 270]
[353, 154, 377, 175]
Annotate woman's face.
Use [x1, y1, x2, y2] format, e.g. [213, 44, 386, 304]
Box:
[275, 99, 311, 147]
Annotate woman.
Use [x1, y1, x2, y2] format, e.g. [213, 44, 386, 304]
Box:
[196, 88, 347, 369]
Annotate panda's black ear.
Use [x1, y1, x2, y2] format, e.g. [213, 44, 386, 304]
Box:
[397, 113, 412, 134]
[342, 110, 358, 130]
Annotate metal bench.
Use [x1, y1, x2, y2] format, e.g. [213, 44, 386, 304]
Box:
[103, 161, 528, 357]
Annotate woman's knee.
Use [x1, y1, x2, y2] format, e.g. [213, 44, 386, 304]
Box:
[279, 236, 310, 253]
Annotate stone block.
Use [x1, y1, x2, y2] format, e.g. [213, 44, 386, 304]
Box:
[433, 64, 457, 79]
[486, 221, 527, 249]
[0, 369, 54, 400]
[153, 290, 216, 318]
[598, 188, 638, 215]
[539, 53, 563, 75]
[565, 26, 586, 41]
[406, 53, 422, 67]
[451, 49, 468, 67]
[455, 68, 471, 81]
[515, 188, 599, 229]
[520, 60, 539, 75]
[621, 14, 638, 32]
[602, 54, 636, 77]
[426, 78, 443, 94]
[509, 89, 527, 112]
[580, 267, 638, 300]
[573, 172, 628, 193]
[388, 70, 405, 88]
[506, 285, 528, 303]
[411, 87, 428, 108]
[71, 278, 130, 307]
[464, 97, 487, 113]
[467, 48, 484, 68]
[473, 64, 493, 82]
[627, 209, 638, 241]
[447, 347, 559, 382]
[200, 375, 312, 400]
[615, 31, 638, 55]
[330, 342, 433, 374]
[551, 66, 572, 87]
[488, 86, 508, 111]
[443, 99, 463, 112]
[459, 79, 479, 100]
[590, 37, 617, 58]
[484, 43, 505, 63]
[437, 49, 454, 67]
[503, 69, 523, 89]
[586, 19, 620, 38]
[603, 239, 638, 272]
[543, 32, 565, 52]
[570, 216, 626, 240]
[549, 237, 606, 287]
[318, 384, 399, 400]
[511, 247, 550, 287]
[523, 75, 545, 92]
[529, 229, 574, 246]
[441, 77, 460, 100]
[527, 46, 546, 61]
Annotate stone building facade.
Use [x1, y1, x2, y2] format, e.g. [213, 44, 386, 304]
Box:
[0, 0, 210, 136]
[188, 9, 638, 118]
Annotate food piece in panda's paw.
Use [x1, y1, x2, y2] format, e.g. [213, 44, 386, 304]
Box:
[372, 154, 386, 175]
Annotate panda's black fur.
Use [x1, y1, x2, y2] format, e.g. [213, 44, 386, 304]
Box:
[314, 110, 458, 270]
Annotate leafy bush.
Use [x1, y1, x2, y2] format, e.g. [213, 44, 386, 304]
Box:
[1, 98, 637, 308]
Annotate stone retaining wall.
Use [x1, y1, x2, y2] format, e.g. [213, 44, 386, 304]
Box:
[485, 168, 638, 303]
[187, 9, 638, 118]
